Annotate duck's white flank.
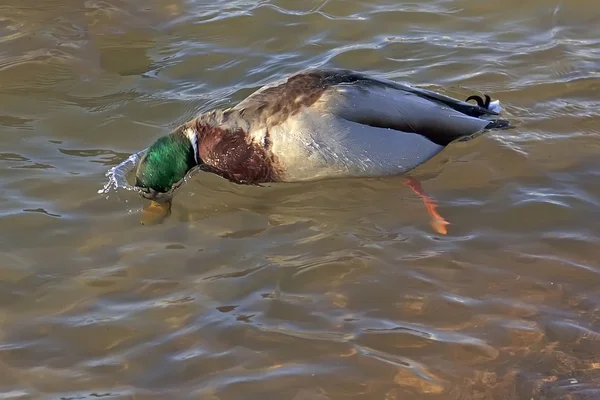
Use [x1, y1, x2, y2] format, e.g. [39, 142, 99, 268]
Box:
[267, 108, 444, 181]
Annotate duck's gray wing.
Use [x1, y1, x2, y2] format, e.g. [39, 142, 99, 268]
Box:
[314, 71, 508, 146]
[306, 68, 502, 117]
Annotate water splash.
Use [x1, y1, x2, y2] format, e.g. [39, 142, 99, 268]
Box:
[98, 149, 146, 197]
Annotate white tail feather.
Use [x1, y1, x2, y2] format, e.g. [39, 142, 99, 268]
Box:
[488, 99, 502, 113]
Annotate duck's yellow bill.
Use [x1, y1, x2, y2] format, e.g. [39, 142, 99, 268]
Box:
[141, 200, 171, 225]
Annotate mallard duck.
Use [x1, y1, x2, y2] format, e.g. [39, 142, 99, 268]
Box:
[135, 68, 510, 232]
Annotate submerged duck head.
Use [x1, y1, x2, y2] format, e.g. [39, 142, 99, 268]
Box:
[135, 130, 197, 194]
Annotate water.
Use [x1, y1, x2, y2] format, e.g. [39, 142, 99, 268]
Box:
[2, 1, 600, 398]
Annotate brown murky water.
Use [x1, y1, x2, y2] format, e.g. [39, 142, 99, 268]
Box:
[2, 1, 600, 399]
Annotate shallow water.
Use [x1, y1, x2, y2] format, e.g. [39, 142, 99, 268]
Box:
[2, 0, 600, 399]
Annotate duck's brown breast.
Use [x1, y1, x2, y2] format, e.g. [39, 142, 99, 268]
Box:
[195, 123, 283, 184]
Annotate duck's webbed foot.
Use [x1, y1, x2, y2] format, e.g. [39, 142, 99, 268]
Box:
[141, 200, 172, 225]
[403, 177, 449, 235]
[465, 94, 491, 109]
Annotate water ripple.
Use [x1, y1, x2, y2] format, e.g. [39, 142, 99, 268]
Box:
[2, 0, 600, 398]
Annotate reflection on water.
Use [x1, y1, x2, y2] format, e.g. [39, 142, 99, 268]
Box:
[1, 0, 600, 399]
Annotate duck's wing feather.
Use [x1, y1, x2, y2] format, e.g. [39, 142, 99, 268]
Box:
[332, 70, 501, 118]
[318, 81, 493, 146]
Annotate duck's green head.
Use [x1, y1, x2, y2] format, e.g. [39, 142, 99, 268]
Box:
[135, 130, 198, 194]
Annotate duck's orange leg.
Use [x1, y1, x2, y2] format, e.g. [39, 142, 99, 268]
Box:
[403, 177, 449, 235]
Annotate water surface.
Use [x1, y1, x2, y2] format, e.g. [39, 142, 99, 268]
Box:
[1, 0, 600, 399]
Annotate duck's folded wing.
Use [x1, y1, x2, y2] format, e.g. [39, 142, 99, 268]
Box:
[318, 80, 494, 146]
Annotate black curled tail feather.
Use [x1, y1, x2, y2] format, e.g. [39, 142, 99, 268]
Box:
[466, 94, 491, 109]
[464, 94, 512, 130]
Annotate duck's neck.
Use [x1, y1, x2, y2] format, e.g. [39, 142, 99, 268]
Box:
[181, 126, 199, 164]
[184, 114, 235, 162]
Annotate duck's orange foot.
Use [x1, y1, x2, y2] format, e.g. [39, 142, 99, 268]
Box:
[430, 213, 450, 235]
[403, 177, 450, 235]
[141, 200, 171, 225]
